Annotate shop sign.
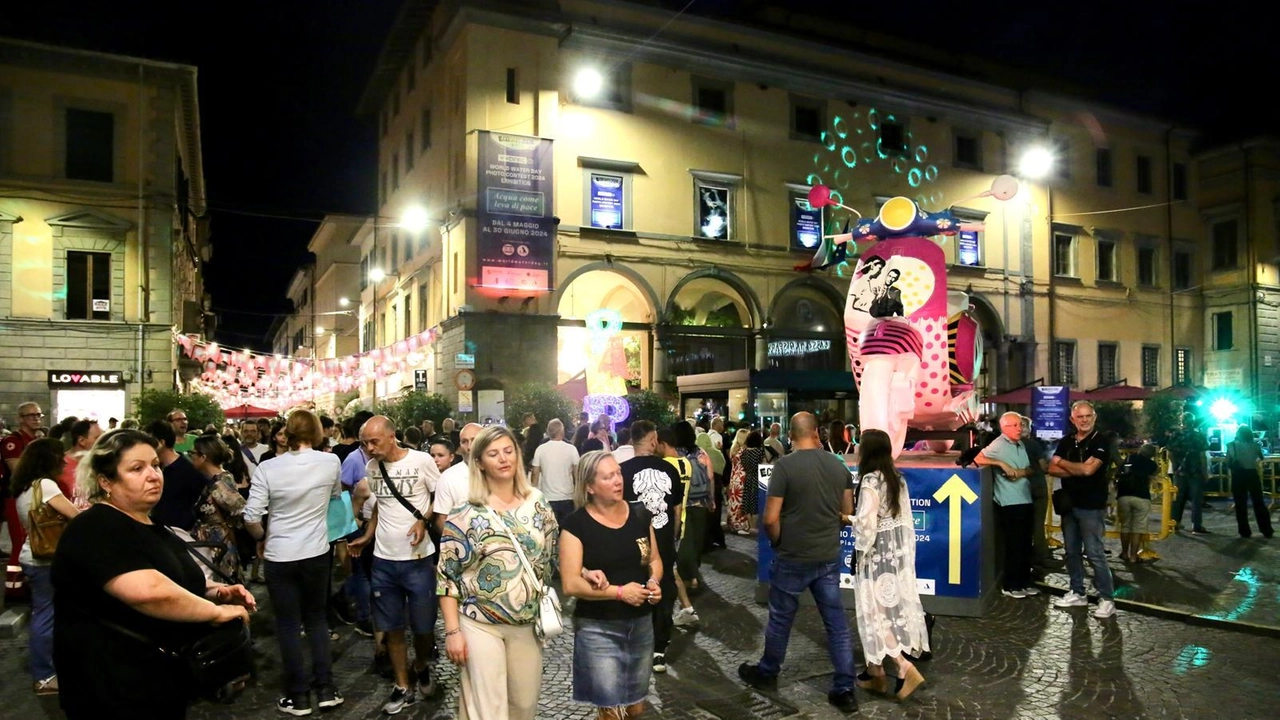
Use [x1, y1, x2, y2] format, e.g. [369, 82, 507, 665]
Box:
[767, 339, 832, 357]
[47, 370, 126, 388]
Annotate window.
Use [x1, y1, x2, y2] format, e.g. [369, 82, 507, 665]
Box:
[1138, 246, 1158, 287]
[1097, 343, 1119, 386]
[65, 108, 114, 182]
[390, 230, 399, 268]
[1096, 239, 1117, 281]
[360, 253, 370, 290]
[1053, 233, 1077, 276]
[1174, 250, 1193, 290]
[293, 328, 305, 353]
[404, 292, 413, 337]
[790, 96, 825, 141]
[1095, 148, 1112, 188]
[452, 251, 458, 294]
[1173, 162, 1188, 200]
[1213, 311, 1233, 351]
[1174, 347, 1192, 385]
[419, 282, 429, 332]
[298, 288, 308, 310]
[506, 68, 519, 104]
[879, 120, 907, 157]
[363, 318, 374, 352]
[405, 131, 414, 170]
[692, 77, 733, 126]
[420, 109, 432, 154]
[790, 192, 823, 251]
[1054, 341, 1076, 386]
[953, 132, 980, 169]
[65, 251, 111, 320]
[1142, 346, 1160, 387]
[1212, 219, 1239, 269]
[1136, 155, 1153, 194]
[407, 63, 416, 92]
[692, 174, 738, 240]
[392, 153, 400, 191]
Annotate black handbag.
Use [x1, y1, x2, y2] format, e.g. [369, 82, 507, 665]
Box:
[96, 615, 254, 700]
[1051, 488, 1073, 516]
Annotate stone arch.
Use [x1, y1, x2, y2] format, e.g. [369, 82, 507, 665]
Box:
[767, 276, 845, 328]
[966, 292, 1005, 340]
[556, 261, 660, 323]
[665, 267, 763, 328]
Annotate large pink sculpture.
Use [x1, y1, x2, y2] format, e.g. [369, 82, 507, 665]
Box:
[807, 177, 1017, 456]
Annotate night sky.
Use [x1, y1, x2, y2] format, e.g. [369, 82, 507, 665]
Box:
[2, 1, 1273, 351]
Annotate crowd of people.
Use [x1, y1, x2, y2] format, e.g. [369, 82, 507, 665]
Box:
[0, 395, 1272, 718]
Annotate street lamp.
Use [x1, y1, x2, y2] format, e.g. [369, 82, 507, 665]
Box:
[1018, 146, 1054, 180]
[1019, 145, 1059, 383]
[573, 67, 604, 99]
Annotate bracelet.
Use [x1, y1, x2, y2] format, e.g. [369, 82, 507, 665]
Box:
[614, 585, 623, 601]
[444, 628, 462, 637]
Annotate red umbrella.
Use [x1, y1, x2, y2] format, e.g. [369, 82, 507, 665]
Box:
[1084, 383, 1152, 401]
[984, 386, 1090, 405]
[223, 403, 278, 420]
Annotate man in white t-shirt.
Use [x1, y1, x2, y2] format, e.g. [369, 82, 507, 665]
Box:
[531, 418, 580, 526]
[240, 421, 268, 464]
[708, 416, 725, 451]
[348, 416, 440, 714]
[431, 422, 482, 536]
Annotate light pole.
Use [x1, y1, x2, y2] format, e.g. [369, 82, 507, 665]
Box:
[1018, 146, 1056, 384]
[368, 205, 433, 405]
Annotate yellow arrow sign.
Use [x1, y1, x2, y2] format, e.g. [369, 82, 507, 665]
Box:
[933, 473, 978, 585]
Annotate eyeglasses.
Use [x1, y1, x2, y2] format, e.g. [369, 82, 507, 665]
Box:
[20, 413, 44, 419]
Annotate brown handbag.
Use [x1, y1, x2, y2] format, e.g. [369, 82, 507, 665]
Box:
[28, 481, 69, 560]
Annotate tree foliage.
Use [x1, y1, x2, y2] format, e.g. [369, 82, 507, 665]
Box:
[1094, 401, 1139, 445]
[1143, 392, 1186, 447]
[377, 391, 454, 431]
[504, 383, 577, 429]
[134, 389, 225, 430]
[626, 389, 678, 429]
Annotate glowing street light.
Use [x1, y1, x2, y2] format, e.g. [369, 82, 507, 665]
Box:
[338, 297, 350, 307]
[369, 267, 387, 283]
[314, 326, 325, 336]
[400, 206, 430, 234]
[573, 68, 604, 99]
[1018, 146, 1055, 180]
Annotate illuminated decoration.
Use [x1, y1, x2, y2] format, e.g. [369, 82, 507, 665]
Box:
[585, 309, 624, 354]
[583, 393, 630, 430]
[1209, 398, 1239, 424]
[174, 328, 440, 411]
[767, 339, 832, 357]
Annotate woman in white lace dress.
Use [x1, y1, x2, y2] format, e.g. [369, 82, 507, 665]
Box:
[851, 429, 929, 701]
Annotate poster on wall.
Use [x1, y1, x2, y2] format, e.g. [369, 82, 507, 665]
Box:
[791, 196, 823, 250]
[1032, 386, 1069, 441]
[589, 173, 624, 229]
[476, 131, 556, 293]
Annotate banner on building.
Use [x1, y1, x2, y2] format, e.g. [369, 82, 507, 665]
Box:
[476, 131, 555, 293]
[1032, 386, 1069, 440]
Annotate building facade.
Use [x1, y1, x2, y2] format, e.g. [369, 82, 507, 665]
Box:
[341, 0, 1264, 428]
[0, 38, 207, 423]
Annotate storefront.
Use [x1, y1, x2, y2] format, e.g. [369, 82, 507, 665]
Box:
[47, 369, 128, 424]
[676, 368, 856, 431]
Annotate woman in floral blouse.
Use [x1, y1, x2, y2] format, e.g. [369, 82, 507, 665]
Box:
[437, 426, 558, 720]
[189, 434, 247, 583]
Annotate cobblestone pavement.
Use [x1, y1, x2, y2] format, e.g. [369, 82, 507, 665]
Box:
[1040, 498, 1279, 631]
[3, 530, 1277, 719]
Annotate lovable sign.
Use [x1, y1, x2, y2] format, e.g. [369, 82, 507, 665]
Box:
[47, 370, 126, 388]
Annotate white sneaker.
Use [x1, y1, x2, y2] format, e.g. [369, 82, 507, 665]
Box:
[1053, 591, 1088, 608]
[673, 606, 700, 627]
[1093, 599, 1116, 619]
[1021, 587, 1041, 596]
[1002, 589, 1027, 599]
[652, 653, 667, 673]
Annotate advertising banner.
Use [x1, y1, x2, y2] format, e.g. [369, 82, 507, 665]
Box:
[588, 173, 624, 229]
[1032, 386, 1070, 441]
[476, 131, 555, 292]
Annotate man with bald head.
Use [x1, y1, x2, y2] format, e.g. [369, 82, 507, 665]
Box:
[739, 412, 857, 713]
[349, 416, 441, 712]
[975, 412, 1039, 599]
[431, 422, 483, 536]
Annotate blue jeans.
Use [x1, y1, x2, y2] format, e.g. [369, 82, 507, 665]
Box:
[1172, 473, 1205, 530]
[758, 558, 854, 693]
[22, 564, 54, 681]
[1061, 508, 1114, 599]
[371, 556, 437, 634]
[264, 553, 334, 697]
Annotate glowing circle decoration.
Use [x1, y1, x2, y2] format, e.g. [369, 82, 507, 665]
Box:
[583, 394, 630, 429]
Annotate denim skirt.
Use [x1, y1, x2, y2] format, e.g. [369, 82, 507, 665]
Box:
[572, 615, 654, 707]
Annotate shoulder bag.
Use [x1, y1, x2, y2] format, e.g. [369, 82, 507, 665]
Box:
[93, 613, 253, 701]
[483, 505, 563, 640]
[28, 481, 70, 560]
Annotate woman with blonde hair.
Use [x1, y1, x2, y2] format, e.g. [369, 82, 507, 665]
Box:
[724, 428, 751, 534]
[438, 426, 558, 720]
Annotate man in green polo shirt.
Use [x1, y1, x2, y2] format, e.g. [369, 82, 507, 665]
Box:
[167, 409, 199, 454]
[975, 411, 1039, 599]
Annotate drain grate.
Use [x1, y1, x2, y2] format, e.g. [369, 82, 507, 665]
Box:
[697, 690, 798, 720]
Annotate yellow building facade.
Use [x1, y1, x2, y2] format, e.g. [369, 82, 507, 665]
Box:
[0, 38, 207, 423]
[351, 1, 1241, 427]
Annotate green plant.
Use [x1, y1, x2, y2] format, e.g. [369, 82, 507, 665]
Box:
[504, 383, 577, 429]
[377, 391, 453, 431]
[626, 389, 677, 428]
[1094, 401, 1138, 445]
[134, 389, 225, 431]
[1143, 392, 1186, 447]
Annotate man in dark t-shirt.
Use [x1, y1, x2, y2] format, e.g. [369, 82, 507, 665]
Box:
[739, 412, 857, 714]
[145, 420, 206, 531]
[1048, 401, 1116, 618]
[620, 420, 683, 674]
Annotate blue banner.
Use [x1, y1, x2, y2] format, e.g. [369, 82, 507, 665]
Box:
[1032, 386, 1070, 441]
[476, 131, 556, 292]
[792, 196, 823, 250]
[757, 465, 983, 600]
[589, 173, 624, 229]
[957, 230, 980, 266]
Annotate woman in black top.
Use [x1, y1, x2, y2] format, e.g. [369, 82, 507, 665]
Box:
[822, 420, 854, 455]
[52, 429, 256, 719]
[560, 451, 663, 718]
[257, 420, 288, 463]
[739, 432, 767, 527]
